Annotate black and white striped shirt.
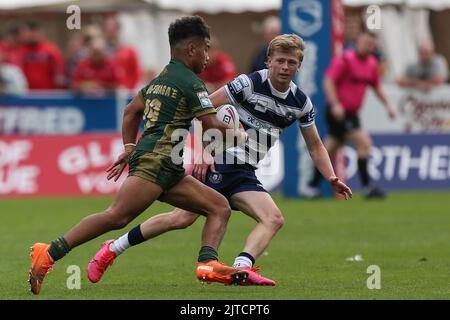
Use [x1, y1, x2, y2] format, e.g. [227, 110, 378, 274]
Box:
[223, 69, 315, 167]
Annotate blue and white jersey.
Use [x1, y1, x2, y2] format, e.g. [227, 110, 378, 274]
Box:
[223, 69, 315, 167]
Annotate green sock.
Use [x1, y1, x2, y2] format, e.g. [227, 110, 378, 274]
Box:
[48, 237, 71, 261]
[198, 246, 218, 263]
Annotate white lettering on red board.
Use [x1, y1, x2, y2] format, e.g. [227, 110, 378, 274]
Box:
[0, 140, 40, 193]
[58, 138, 124, 194]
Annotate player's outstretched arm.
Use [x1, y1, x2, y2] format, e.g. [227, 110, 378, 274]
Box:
[107, 95, 145, 181]
[328, 176, 353, 200]
[301, 125, 352, 200]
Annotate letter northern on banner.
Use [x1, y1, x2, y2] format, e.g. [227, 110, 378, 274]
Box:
[281, 0, 343, 197]
[345, 134, 450, 190]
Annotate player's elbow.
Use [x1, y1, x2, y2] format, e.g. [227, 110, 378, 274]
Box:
[123, 103, 140, 120]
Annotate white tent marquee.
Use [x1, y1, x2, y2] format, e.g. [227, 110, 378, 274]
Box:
[2, 0, 450, 12]
[343, 0, 450, 10]
[0, 0, 281, 12]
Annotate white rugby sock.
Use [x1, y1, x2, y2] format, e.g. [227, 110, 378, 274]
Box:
[109, 234, 131, 256]
[233, 255, 253, 268]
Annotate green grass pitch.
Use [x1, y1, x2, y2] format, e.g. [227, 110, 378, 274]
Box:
[1, 191, 449, 300]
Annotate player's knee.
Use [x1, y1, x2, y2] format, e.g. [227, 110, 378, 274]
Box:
[169, 213, 197, 230]
[361, 137, 372, 153]
[264, 209, 284, 232]
[103, 209, 133, 230]
[212, 200, 231, 221]
[273, 211, 285, 231]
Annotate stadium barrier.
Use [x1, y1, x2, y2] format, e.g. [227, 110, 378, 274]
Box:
[1, 86, 450, 197]
[0, 133, 124, 196]
[0, 92, 128, 197]
[0, 92, 123, 135]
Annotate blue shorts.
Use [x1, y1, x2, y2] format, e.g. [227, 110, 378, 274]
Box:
[204, 163, 267, 204]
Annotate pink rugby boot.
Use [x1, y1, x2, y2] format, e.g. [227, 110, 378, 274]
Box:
[239, 266, 276, 286]
[87, 240, 117, 283]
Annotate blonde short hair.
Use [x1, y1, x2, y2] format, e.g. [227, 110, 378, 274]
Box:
[267, 34, 305, 63]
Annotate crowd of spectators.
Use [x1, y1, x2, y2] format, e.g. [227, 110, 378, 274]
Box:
[1, 14, 448, 97]
[0, 16, 142, 95]
[0, 16, 240, 97]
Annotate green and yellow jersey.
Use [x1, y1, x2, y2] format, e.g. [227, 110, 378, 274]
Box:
[136, 59, 216, 157]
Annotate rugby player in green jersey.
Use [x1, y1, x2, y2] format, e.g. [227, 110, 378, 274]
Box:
[28, 16, 248, 295]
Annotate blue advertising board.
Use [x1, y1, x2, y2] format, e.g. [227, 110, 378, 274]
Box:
[0, 93, 120, 135]
[346, 134, 450, 190]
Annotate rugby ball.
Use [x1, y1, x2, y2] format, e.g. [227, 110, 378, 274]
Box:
[216, 104, 239, 130]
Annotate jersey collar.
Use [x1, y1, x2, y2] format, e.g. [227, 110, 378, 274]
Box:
[268, 78, 290, 99]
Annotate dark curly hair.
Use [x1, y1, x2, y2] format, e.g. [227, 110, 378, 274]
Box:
[168, 16, 210, 47]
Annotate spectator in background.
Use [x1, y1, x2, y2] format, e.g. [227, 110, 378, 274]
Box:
[0, 50, 27, 95]
[71, 37, 119, 95]
[397, 41, 449, 92]
[0, 23, 24, 67]
[19, 20, 66, 90]
[65, 25, 103, 78]
[103, 15, 141, 91]
[343, 15, 362, 51]
[65, 33, 86, 78]
[250, 16, 280, 72]
[199, 36, 236, 93]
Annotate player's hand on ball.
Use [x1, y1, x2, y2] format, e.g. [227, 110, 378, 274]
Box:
[328, 176, 353, 200]
[237, 128, 248, 146]
[192, 150, 216, 183]
[106, 151, 129, 181]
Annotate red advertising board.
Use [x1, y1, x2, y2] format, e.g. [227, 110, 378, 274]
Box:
[0, 133, 126, 196]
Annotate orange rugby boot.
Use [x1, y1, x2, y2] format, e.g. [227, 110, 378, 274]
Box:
[28, 243, 54, 295]
[196, 260, 248, 285]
